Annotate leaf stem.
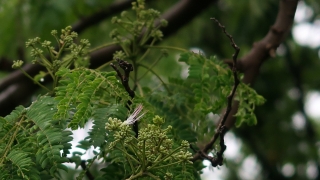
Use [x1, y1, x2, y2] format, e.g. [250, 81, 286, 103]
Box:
[18, 68, 51, 92]
[144, 45, 189, 52]
[138, 63, 171, 94]
[89, 42, 118, 53]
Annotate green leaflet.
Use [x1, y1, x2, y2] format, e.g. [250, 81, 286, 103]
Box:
[153, 52, 265, 143]
[0, 96, 72, 179]
[180, 52, 233, 114]
[5, 150, 39, 180]
[148, 97, 198, 143]
[235, 83, 266, 127]
[54, 67, 130, 130]
[87, 104, 128, 148]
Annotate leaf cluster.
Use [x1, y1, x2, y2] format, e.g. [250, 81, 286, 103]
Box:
[12, 26, 91, 91]
[148, 52, 265, 142]
[0, 96, 72, 179]
[54, 67, 129, 130]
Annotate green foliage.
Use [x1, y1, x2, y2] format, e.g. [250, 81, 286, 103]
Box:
[12, 26, 91, 92]
[89, 104, 128, 148]
[54, 67, 129, 130]
[0, 96, 72, 179]
[149, 52, 265, 142]
[0, 0, 266, 179]
[235, 83, 266, 126]
[178, 52, 265, 124]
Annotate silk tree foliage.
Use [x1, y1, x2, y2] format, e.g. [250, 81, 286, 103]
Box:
[0, 1, 263, 179]
[0, 0, 320, 180]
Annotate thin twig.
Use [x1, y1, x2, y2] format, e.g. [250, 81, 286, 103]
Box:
[110, 59, 135, 98]
[68, 158, 95, 180]
[111, 59, 139, 137]
[80, 160, 95, 180]
[192, 18, 240, 166]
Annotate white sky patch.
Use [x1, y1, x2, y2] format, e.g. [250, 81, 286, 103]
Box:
[292, 112, 306, 130]
[282, 163, 295, 177]
[305, 91, 320, 119]
[287, 87, 301, 100]
[190, 47, 205, 55]
[63, 120, 98, 168]
[201, 153, 228, 180]
[292, 1, 320, 48]
[238, 155, 261, 180]
[292, 23, 320, 48]
[224, 132, 243, 160]
[175, 53, 189, 79]
[294, 1, 313, 23]
[306, 161, 319, 179]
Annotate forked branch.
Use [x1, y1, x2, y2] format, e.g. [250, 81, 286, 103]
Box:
[192, 18, 240, 166]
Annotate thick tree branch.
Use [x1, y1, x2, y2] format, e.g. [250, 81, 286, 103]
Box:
[209, 0, 299, 177]
[71, 0, 139, 34]
[192, 0, 298, 166]
[0, 57, 14, 72]
[224, 0, 298, 129]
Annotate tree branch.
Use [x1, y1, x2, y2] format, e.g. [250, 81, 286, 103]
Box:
[80, 160, 94, 180]
[111, 59, 138, 136]
[71, 0, 139, 34]
[192, 18, 240, 165]
[224, 0, 298, 129]
[192, 0, 299, 176]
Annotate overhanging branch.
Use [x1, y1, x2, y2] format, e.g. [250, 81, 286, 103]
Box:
[224, 0, 298, 129]
[191, 0, 299, 165]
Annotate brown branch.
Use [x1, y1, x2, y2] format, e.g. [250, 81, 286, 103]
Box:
[0, 57, 16, 72]
[217, 2, 301, 178]
[80, 160, 94, 180]
[71, 0, 141, 34]
[110, 59, 135, 99]
[223, 0, 298, 129]
[192, 0, 298, 165]
[192, 18, 240, 165]
[111, 59, 139, 136]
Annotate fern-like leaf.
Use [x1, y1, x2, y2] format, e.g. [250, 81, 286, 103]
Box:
[55, 68, 130, 130]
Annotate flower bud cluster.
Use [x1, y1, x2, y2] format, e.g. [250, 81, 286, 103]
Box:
[105, 115, 193, 178]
